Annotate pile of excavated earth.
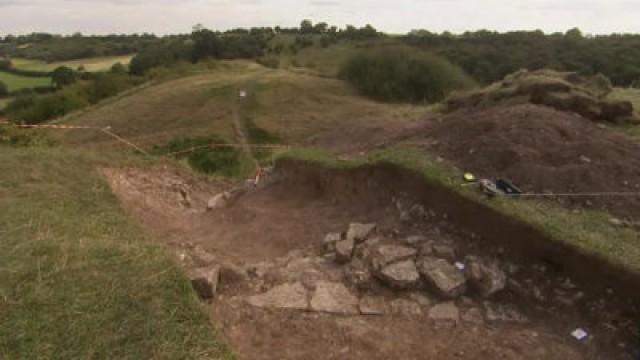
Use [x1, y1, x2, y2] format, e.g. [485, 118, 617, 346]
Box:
[446, 69, 637, 125]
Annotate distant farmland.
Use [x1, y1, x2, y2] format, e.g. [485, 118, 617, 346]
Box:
[11, 55, 134, 72]
[0, 71, 51, 91]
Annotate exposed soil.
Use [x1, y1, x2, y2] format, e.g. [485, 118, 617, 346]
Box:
[314, 103, 640, 222]
[420, 104, 640, 222]
[102, 162, 639, 360]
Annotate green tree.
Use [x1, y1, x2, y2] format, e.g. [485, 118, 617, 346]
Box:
[51, 66, 76, 88]
[300, 19, 314, 34]
[0, 81, 8, 97]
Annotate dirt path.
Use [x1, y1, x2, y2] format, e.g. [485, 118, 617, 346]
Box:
[102, 164, 639, 360]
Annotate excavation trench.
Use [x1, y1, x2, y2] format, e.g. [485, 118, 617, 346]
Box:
[103, 160, 640, 360]
[275, 158, 640, 302]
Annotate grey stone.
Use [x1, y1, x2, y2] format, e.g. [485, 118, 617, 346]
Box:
[346, 223, 377, 244]
[461, 308, 484, 325]
[409, 293, 432, 306]
[418, 257, 467, 299]
[432, 244, 457, 262]
[189, 266, 221, 300]
[345, 259, 375, 290]
[323, 233, 342, 252]
[207, 192, 230, 210]
[429, 302, 460, 323]
[484, 302, 529, 324]
[359, 296, 387, 316]
[247, 282, 309, 310]
[465, 257, 507, 297]
[405, 235, 429, 246]
[335, 238, 355, 263]
[377, 260, 420, 289]
[390, 299, 423, 316]
[372, 245, 418, 270]
[310, 281, 359, 315]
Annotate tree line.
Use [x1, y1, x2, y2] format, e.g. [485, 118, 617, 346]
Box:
[403, 28, 640, 87]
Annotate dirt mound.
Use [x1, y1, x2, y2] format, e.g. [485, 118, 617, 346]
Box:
[416, 103, 640, 221]
[446, 69, 636, 124]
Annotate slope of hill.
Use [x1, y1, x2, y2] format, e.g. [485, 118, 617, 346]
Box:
[0, 147, 233, 359]
[56, 61, 428, 150]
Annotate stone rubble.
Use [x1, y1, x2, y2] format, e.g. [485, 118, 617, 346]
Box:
[465, 256, 507, 297]
[189, 266, 221, 300]
[418, 257, 467, 299]
[359, 296, 387, 315]
[376, 260, 421, 289]
[246, 282, 309, 310]
[310, 281, 359, 315]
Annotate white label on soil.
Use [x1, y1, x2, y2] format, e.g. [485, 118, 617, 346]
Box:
[571, 328, 588, 341]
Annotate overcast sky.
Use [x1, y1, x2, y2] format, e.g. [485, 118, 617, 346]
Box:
[0, 0, 638, 36]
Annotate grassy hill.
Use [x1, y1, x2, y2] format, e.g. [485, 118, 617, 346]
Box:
[56, 61, 428, 150]
[0, 146, 233, 359]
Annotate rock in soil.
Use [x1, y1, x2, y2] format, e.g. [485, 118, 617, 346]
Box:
[429, 302, 460, 323]
[432, 244, 457, 262]
[247, 282, 309, 310]
[310, 281, 359, 315]
[345, 258, 376, 290]
[390, 299, 423, 316]
[376, 260, 421, 289]
[484, 302, 529, 324]
[189, 266, 221, 300]
[359, 296, 387, 315]
[371, 245, 418, 270]
[346, 223, 377, 244]
[465, 257, 507, 297]
[323, 232, 342, 252]
[405, 235, 429, 246]
[461, 307, 485, 325]
[408, 293, 432, 307]
[418, 257, 467, 299]
[335, 238, 355, 263]
[207, 192, 230, 210]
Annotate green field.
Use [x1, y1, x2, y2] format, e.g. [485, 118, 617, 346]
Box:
[0, 71, 51, 92]
[0, 97, 11, 111]
[11, 55, 134, 73]
[0, 147, 233, 359]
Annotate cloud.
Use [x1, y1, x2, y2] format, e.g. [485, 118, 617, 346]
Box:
[0, 0, 637, 35]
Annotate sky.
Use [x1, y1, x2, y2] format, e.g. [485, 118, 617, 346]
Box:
[0, 0, 638, 36]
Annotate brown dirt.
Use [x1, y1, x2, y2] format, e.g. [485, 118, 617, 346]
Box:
[102, 162, 639, 360]
[315, 103, 640, 222]
[414, 104, 640, 221]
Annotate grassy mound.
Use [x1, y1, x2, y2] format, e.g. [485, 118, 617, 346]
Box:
[447, 69, 637, 124]
[0, 147, 233, 359]
[339, 46, 476, 104]
[54, 62, 427, 149]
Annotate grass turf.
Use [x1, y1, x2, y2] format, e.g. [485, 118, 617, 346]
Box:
[0, 71, 52, 92]
[0, 146, 234, 359]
